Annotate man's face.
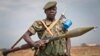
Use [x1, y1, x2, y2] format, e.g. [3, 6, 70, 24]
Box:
[45, 6, 57, 19]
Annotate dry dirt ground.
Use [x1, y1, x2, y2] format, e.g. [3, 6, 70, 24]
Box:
[71, 46, 100, 56]
[0, 46, 100, 56]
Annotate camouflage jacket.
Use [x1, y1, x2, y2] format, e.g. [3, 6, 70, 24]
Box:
[28, 19, 71, 56]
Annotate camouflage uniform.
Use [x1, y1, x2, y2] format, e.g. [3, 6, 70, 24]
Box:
[28, 1, 71, 56]
[28, 19, 70, 56]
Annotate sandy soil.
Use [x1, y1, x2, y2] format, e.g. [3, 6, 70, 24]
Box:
[0, 46, 100, 56]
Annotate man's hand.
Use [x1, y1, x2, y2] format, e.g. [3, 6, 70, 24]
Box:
[33, 40, 46, 49]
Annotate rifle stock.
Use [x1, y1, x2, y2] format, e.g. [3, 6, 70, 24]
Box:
[2, 44, 32, 56]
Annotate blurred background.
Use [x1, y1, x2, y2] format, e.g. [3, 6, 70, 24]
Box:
[0, 0, 100, 48]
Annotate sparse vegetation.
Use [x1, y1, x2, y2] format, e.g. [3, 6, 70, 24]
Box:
[0, 46, 100, 56]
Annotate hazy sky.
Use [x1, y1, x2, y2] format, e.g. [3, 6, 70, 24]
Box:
[0, 0, 100, 48]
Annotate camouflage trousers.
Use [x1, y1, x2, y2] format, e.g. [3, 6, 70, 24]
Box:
[34, 49, 69, 56]
[36, 54, 68, 56]
[36, 52, 68, 56]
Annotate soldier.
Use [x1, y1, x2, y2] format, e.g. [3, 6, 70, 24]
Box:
[22, 1, 71, 56]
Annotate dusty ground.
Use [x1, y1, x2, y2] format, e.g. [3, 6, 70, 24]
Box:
[0, 48, 34, 56]
[0, 46, 100, 56]
[71, 46, 100, 56]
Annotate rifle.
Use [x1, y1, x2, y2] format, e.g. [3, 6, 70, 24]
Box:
[2, 26, 96, 56]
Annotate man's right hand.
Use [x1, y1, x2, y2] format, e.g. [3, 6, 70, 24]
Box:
[33, 40, 46, 49]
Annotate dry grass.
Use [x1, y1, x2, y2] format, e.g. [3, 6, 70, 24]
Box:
[0, 46, 100, 56]
[71, 46, 100, 56]
[0, 48, 35, 56]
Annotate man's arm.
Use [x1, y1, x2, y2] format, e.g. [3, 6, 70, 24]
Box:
[65, 38, 71, 56]
[22, 30, 35, 47]
[2, 30, 45, 55]
[22, 30, 45, 48]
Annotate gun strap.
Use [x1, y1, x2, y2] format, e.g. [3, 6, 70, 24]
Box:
[41, 20, 53, 36]
[40, 19, 60, 39]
